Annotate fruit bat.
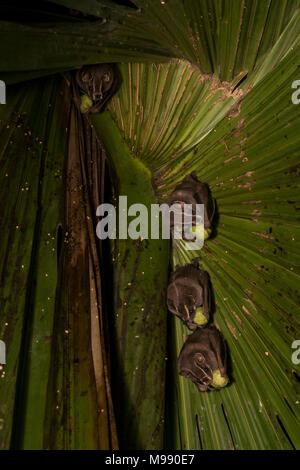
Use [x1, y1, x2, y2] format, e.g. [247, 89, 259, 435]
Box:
[167, 172, 215, 240]
[167, 264, 212, 329]
[75, 63, 118, 113]
[178, 326, 229, 392]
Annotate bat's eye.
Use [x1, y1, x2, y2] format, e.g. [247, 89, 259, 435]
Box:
[82, 72, 92, 82]
[194, 353, 205, 367]
[103, 72, 111, 82]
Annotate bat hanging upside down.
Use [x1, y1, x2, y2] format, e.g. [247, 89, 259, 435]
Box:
[167, 171, 216, 241]
[75, 63, 118, 114]
[167, 264, 212, 329]
[178, 326, 229, 392]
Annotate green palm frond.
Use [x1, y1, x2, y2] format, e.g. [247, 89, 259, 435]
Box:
[91, 35, 300, 449]
[90, 112, 170, 449]
[0, 79, 69, 448]
[1, 1, 300, 81]
[0, 79, 118, 449]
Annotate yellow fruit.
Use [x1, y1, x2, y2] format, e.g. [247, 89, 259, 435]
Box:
[193, 307, 208, 326]
[191, 225, 211, 240]
[211, 369, 229, 388]
[80, 94, 93, 113]
[204, 228, 211, 240]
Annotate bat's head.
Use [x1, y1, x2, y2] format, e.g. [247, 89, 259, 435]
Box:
[167, 173, 215, 238]
[76, 64, 117, 113]
[167, 265, 210, 329]
[167, 281, 205, 330]
[178, 327, 229, 391]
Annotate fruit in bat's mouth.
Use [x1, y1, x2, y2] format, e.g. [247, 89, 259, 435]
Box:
[211, 369, 229, 388]
[193, 306, 208, 326]
[190, 224, 212, 241]
[80, 94, 93, 113]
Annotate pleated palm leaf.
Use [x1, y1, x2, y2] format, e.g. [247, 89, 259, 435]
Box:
[0, 0, 299, 450]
